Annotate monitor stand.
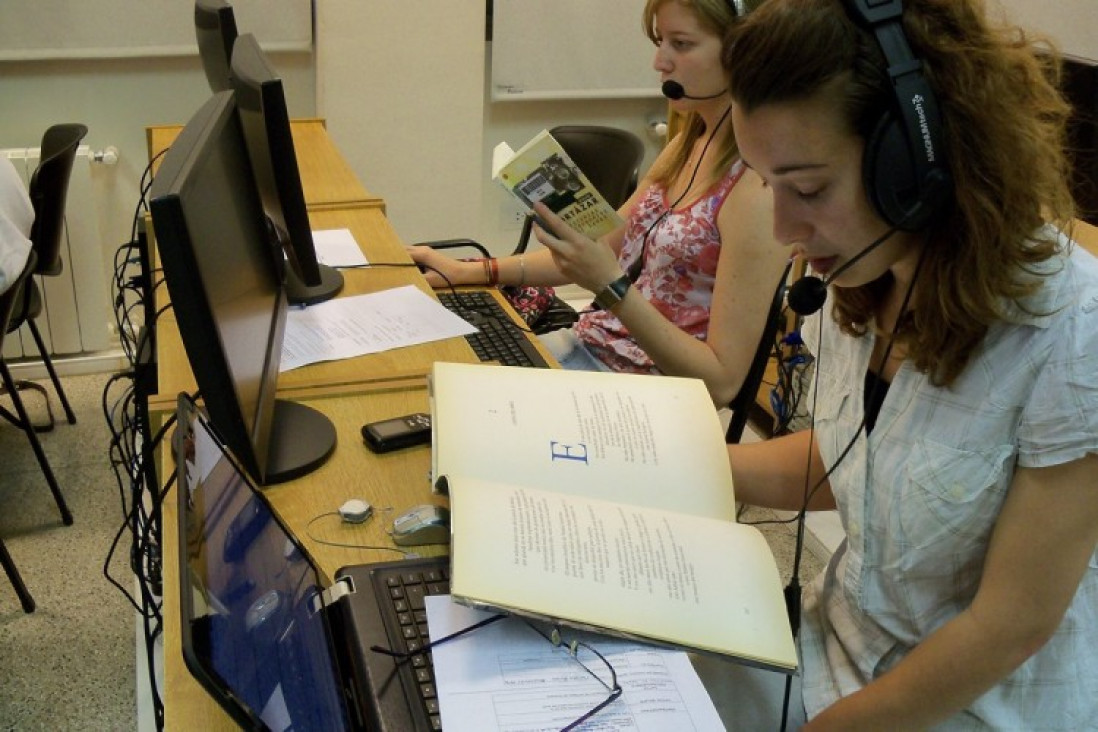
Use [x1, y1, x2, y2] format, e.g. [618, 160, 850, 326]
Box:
[263, 399, 338, 484]
[284, 264, 344, 306]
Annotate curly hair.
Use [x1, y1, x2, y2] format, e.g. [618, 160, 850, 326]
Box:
[642, 0, 764, 192]
[723, 0, 1075, 386]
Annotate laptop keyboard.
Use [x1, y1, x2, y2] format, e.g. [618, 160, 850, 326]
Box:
[371, 558, 452, 731]
[436, 291, 548, 368]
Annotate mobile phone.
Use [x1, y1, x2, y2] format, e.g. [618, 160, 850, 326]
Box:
[361, 412, 432, 453]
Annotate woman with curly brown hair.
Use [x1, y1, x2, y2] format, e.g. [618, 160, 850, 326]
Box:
[714, 0, 1098, 728]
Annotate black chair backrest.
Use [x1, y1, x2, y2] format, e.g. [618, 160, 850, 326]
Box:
[725, 261, 793, 444]
[550, 125, 645, 209]
[28, 123, 88, 277]
[512, 125, 646, 256]
[1, 251, 37, 338]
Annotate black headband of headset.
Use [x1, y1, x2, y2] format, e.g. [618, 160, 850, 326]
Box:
[842, 0, 949, 202]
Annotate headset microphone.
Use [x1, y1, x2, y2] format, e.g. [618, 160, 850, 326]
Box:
[787, 226, 899, 316]
[661, 80, 727, 101]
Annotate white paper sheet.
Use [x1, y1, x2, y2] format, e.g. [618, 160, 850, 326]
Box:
[310, 228, 368, 267]
[425, 595, 725, 732]
[279, 285, 475, 371]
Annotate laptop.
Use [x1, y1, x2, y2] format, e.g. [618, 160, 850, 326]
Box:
[174, 394, 451, 731]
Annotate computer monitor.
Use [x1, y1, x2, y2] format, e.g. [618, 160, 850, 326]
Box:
[194, 0, 237, 92]
[149, 90, 336, 485]
[230, 32, 344, 305]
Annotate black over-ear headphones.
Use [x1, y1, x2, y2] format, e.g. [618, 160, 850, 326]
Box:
[842, 0, 951, 231]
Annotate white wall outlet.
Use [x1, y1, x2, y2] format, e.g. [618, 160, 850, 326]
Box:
[499, 198, 527, 229]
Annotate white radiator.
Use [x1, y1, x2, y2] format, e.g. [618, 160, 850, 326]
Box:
[1, 144, 112, 361]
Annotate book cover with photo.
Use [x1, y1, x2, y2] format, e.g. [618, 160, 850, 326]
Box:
[493, 129, 624, 239]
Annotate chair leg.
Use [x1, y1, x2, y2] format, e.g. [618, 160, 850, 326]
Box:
[0, 380, 56, 433]
[0, 361, 73, 526]
[24, 319, 77, 426]
[0, 538, 36, 613]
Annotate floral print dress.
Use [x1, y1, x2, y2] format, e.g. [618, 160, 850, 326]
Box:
[573, 159, 745, 372]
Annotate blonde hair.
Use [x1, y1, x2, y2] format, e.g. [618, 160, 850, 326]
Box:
[641, 0, 760, 191]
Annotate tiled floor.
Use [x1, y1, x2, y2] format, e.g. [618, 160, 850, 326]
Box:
[0, 371, 136, 731]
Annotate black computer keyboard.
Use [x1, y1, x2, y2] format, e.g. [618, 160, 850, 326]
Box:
[436, 291, 548, 368]
[371, 557, 452, 731]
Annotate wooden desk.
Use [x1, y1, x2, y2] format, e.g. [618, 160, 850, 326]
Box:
[161, 382, 444, 730]
[149, 124, 557, 729]
[146, 119, 384, 210]
[149, 202, 557, 406]
[1073, 217, 1098, 256]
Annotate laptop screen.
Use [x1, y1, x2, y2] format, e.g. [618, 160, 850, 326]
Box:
[175, 396, 351, 730]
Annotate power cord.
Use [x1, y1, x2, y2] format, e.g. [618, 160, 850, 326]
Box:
[303, 510, 412, 555]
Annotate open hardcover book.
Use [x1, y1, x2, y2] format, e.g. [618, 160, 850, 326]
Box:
[492, 129, 624, 239]
[429, 362, 797, 674]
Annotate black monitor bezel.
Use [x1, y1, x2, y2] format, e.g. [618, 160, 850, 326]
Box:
[174, 395, 352, 731]
[230, 33, 345, 304]
[150, 90, 282, 483]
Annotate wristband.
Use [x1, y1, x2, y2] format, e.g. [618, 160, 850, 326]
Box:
[593, 274, 631, 312]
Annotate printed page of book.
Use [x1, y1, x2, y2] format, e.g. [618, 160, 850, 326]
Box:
[492, 129, 624, 239]
[448, 478, 797, 672]
[431, 362, 736, 520]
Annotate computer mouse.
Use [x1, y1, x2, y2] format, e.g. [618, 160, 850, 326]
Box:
[391, 504, 450, 546]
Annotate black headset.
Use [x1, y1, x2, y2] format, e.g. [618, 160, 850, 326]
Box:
[842, 0, 951, 231]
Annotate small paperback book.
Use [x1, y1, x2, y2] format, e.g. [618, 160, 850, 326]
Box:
[429, 361, 798, 674]
[492, 129, 624, 239]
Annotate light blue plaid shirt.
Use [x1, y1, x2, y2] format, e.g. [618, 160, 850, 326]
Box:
[799, 229, 1098, 728]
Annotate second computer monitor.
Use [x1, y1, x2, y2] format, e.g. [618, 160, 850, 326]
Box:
[231, 32, 345, 305]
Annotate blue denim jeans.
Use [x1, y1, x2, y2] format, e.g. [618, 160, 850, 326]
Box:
[537, 328, 613, 372]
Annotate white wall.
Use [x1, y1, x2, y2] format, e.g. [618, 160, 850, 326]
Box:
[992, 0, 1098, 59]
[315, 1, 668, 251]
[316, 1, 488, 246]
[0, 51, 314, 320]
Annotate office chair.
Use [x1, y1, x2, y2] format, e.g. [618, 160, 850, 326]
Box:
[417, 125, 645, 335]
[724, 260, 793, 444]
[4, 122, 88, 432]
[0, 252, 75, 614]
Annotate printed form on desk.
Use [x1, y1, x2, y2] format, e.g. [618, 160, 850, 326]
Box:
[425, 595, 725, 732]
[280, 285, 475, 371]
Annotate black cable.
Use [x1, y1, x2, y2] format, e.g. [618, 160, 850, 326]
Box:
[343, 260, 458, 292]
[342, 261, 541, 335]
[102, 156, 170, 730]
[625, 103, 733, 283]
[767, 237, 931, 731]
[101, 403, 177, 614]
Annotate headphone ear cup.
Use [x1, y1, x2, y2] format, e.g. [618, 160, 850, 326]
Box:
[862, 111, 933, 231]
